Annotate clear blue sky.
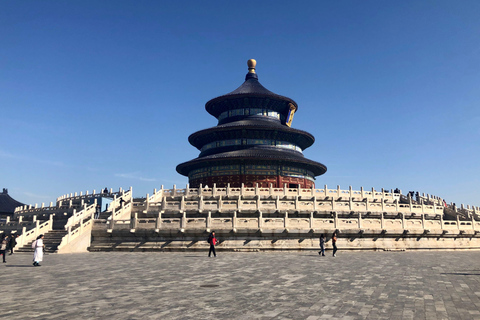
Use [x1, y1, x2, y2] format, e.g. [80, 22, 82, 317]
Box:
[1, 1, 479, 207]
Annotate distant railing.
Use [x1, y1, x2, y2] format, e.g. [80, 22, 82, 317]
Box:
[56, 188, 120, 202]
[139, 184, 478, 218]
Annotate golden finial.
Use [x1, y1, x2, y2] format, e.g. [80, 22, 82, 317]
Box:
[247, 59, 256, 74]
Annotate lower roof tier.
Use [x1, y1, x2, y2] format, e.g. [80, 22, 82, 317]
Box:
[176, 148, 327, 177]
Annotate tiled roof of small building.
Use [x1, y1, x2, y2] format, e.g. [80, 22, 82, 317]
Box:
[0, 189, 24, 214]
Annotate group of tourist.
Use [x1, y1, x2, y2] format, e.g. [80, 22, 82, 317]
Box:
[318, 232, 338, 257]
[0, 233, 44, 266]
[206, 231, 339, 257]
[0, 234, 19, 263]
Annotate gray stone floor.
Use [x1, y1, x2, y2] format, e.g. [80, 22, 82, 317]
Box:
[2, 250, 480, 319]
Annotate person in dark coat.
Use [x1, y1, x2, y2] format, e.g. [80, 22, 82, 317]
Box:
[0, 235, 8, 263]
[318, 234, 325, 256]
[208, 231, 218, 257]
[9, 234, 19, 255]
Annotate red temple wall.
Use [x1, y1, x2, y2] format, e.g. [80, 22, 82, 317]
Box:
[189, 175, 315, 189]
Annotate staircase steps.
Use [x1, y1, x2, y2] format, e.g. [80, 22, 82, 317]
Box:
[15, 230, 68, 253]
[97, 211, 112, 220]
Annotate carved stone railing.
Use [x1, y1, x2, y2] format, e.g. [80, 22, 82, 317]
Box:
[64, 202, 97, 230]
[143, 184, 462, 207]
[105, 211, 480, 235]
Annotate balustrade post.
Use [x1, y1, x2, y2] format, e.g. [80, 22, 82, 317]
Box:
[258, 211, 262, 229]
[180, 211, 186, 231]
[199, 196, 204, 212]
[440, 214, 444, 230]
[401, 213, 405, 229]
[156, 211, 162, 230]
[381, 212, 384, 229]
[275, 196, 280, 211]
[6, 216, 10, 223]
[131, 212, 138, 230]
[34, 220, 39, 238]
[269, 183, 273, 196]
[67, 226, 72, 243]
[32, 215, 36, 222]
[20, 227, 26, 246]
[256, 195, 260, 211]
[334, 212, 338, 229]
[145, 193, 150, 213]
[241, 183, 244, 195]
[226, 183, 230, 196]
[309, 212, 313, 229]
[422, 214, 425, 230]
[213, 183, 217, 196]
[324, 185, 328, 198]
[18, 216, 23, 223]
[284, 212, 288, 229]
[218, 195, 222, 212]
[358, 212, 362, 229]
[80, 218, 84, 233]
[181, 196, 186, 212]
[360, 186, 364, 198]
[232, 211, 237, 230]
[313, 196, 317, 211]
[207, 211, 211, 229]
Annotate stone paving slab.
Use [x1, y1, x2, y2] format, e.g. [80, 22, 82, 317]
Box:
[2, 250, 480, 319]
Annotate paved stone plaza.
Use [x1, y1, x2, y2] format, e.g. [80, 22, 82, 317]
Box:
[2, 251, 480, 319]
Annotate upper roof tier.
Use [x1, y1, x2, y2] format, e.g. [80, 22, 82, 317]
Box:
[205, 59, 298, 119]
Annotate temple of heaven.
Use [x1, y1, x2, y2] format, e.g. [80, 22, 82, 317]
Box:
[176, 59, 327, 188]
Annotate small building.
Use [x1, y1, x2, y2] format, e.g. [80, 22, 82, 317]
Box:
[0, 188, 24, 218]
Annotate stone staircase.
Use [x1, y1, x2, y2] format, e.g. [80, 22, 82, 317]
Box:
[15, 230, 68, 253]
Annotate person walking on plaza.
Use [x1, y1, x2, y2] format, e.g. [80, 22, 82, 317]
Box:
[331, 231, 338, 257]
[0, 235, 8, 263]
[318, 234, 325, 256]
[9, 234, 19, 255]
[208, 231, 218, 257]
[33, 234, 45, 267]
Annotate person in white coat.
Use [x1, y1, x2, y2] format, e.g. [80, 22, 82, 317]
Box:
[33, 234, 44, 267]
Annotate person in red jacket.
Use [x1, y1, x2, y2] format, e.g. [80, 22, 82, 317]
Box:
[208, 231, 217, 257]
